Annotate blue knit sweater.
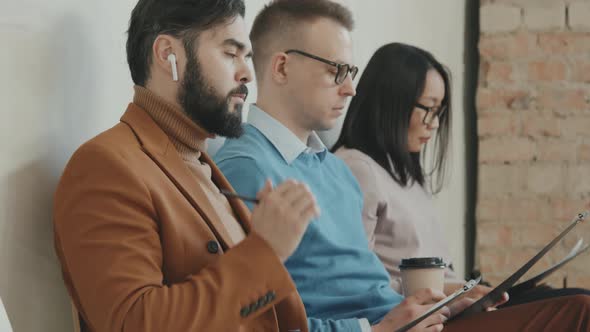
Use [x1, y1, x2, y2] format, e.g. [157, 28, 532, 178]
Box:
[215, 112, 403, 332]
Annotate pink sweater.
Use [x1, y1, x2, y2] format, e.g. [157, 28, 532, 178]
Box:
[335, 147, 464, 292]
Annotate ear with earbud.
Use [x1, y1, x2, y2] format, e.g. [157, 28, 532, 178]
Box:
[167, 53, 178, 81]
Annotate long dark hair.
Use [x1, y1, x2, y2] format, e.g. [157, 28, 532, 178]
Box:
[332, 43, 451, 193]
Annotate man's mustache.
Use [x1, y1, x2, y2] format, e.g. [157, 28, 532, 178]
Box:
[228, 85, 249, 101]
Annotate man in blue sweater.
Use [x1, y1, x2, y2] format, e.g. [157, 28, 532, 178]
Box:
[215, 1, 590, 331]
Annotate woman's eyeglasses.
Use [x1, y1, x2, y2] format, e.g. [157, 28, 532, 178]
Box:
[285, 49, 358, 85]
[415, 103, 447, 125]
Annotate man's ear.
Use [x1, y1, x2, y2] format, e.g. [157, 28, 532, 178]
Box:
[270, 52, 289, 85]
[153, 35, 184, 81]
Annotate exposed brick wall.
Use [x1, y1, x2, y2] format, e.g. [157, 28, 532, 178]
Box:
[477, 0, 590, 287]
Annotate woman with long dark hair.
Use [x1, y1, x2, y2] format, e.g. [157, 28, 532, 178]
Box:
[333, 42, 588, 304]
[333, 42, 460, 293]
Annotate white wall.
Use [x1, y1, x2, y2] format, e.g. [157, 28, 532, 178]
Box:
[0, 1, 137, 331]
[0, 1, 467, 330]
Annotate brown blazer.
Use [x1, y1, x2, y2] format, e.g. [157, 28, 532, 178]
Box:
[53, 104, 309, 332]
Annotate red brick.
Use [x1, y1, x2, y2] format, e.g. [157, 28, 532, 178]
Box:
[479, 250, 508, 275]
[481, 4, 522, 33]
[537, 88, 588, 111]
[505, 199, 548, 223]
[561, 117, 590, 138]
[522, 114, 561, 137]
[565, 165, 590, 196]
[478, 164, 526, 198]
[572, 60, 590, 83]
[482, 61, 515, 84]
[479, 32, 537, 61]
[477, 223, 514, 248]
[479, 138, 536, 163]
[524, 4, 566, 31]
[477, 198, 549, 224]
[527, 60, 566, 81]
[569, 2, 590, 32]
[477, 88, 532, 111]
[537, 140, 576, 161]
[578, 143, 590, 161]
[538, 32, 590, 55]
[477, 199, 502, 223]
[478, 111, 520, 137]
[526, 164, 565, 195]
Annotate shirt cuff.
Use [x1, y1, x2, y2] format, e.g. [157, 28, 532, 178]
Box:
[358, 318, 372, 332]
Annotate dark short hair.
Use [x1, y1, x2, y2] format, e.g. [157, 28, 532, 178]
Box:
[249, 0, 354, 77]
[332, 43, 452, 194]
[126, 0, 245, 86]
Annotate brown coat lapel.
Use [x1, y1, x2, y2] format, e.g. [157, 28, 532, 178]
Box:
[121, 103, 242, 249]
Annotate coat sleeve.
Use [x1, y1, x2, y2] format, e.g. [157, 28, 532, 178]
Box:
[53, 143, 298, 332]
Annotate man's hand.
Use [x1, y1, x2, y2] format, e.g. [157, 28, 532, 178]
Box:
[444, 282, 492, 299]
[372, 288, 450, 332]
[444, 282, 509, 313]
[251, 180, 320, 262]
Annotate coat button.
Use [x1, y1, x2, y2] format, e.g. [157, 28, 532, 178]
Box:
[207, 241, 219, 254]
[240, 307, 250, 317]
[266, 291, 276, 302]
[250, 301, 260, 312]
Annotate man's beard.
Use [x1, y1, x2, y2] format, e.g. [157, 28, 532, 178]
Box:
[178, 50, 247, 138]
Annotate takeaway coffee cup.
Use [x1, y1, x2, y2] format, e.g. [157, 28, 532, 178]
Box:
[399, 257, 446, 296]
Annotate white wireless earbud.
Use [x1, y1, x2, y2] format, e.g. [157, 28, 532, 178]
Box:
[167, 53, 178, 81]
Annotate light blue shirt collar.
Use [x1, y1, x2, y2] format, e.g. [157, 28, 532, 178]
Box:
[248, 104, 327, 164]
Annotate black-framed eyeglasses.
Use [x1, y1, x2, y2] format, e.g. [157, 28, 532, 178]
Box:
[415, 103, 447, 125]
[285, 49, 358, 85]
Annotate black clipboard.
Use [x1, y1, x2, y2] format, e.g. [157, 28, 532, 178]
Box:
[451, 211, 588, 320]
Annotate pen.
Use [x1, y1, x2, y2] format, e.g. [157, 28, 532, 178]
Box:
[220, 189, 260, 204]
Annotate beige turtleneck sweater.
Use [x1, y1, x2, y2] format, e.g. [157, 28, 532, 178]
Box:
[133, 85, 246, 244]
